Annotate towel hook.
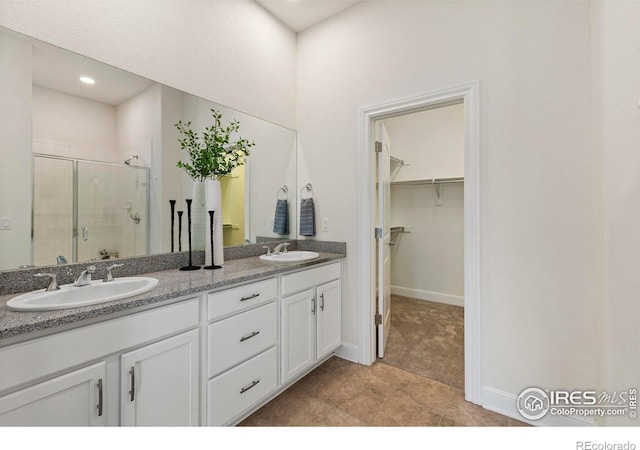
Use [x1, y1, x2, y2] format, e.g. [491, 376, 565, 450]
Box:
[277, 185, 288, 200]
[300, 183, 313, 200]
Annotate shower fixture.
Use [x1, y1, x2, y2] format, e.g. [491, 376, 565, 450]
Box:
[124, 155, 138, 165]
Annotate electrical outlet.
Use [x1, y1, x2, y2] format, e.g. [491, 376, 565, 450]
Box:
[322, 217, 329, 232]
[0, 217, 12, 230]
[268, 217, 274, 230]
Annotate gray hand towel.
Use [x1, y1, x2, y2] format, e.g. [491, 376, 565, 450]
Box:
[299, 198, 315, 236]
[273, 199, 289, 235]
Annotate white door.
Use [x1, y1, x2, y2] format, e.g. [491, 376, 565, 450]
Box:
[281, 289, 316, 383]
[121, 329, 199, 426]
[0, 362, 106, 426]
[376, 122, 392, 358]
[316, 279, 342, 360]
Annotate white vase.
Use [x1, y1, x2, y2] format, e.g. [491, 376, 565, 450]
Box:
[191, 181, 206, 252]
[205, 178, 224, 266]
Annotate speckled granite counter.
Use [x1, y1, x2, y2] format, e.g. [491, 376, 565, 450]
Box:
[0, 252, 344, 343]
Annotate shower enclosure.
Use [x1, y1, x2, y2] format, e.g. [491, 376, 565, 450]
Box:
[32, 155, 149, 266]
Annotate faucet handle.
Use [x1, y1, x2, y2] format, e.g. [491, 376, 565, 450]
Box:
[34, 273, 60, 291]
[262, 246, 272, 256]
[282, 242, 290, 253]
[86, 265, 96, 273]
[103, 263, 124, 282]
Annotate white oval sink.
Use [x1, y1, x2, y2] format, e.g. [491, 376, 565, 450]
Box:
[259, 251, 320, 263]
[6, 277, 159, 312]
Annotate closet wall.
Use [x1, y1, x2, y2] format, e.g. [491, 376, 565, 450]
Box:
[383, 103, 465, 306]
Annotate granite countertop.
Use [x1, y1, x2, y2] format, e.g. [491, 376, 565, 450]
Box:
[0, 252, 343, 342]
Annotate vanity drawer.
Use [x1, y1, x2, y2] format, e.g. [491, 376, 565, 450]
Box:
[208, 278, 277, 321]
[281, 262, 341, 296]
[207, 346, 278, 426]
[208, 302, 277, 377]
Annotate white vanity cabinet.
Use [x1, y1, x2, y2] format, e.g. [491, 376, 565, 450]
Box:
[281, 262, 342, 383]
[0, 297, 200, 426]
[121, 329, 199, 426]
[206, 278, 279, 426]
[0, 362, 107, 426]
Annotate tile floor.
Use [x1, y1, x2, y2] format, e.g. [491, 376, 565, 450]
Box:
[240, 356, 527, 426]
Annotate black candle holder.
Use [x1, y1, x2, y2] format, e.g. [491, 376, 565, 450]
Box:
[177, 211, 183, 252]
[180, 199, 201, 271]
[169, 200, 176, 252]
[204, 210, 222, 270]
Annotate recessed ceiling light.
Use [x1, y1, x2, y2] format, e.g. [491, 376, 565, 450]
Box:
[79, 76, 95, 85]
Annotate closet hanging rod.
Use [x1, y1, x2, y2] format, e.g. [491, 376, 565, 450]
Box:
[391, 177, 464, 186]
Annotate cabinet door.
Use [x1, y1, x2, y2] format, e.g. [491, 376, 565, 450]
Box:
[281, 289, 316, 383]
[0, 362, 106, 426]
[317, 279, 342, 360]
[121, 329, 199, 426]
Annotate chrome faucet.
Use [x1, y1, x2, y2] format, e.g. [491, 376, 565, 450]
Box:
[262, 245, 272, 256]
[272, 242, 290, 254]
[103, 263, 124, 282]
[34, 273, 60, 291]
[74, 265, 96, 287]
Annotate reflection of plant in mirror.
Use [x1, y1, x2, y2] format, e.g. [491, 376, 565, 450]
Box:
[175, 109, 255, 181]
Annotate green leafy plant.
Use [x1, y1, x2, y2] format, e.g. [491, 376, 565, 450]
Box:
[175, 109, 254, 181]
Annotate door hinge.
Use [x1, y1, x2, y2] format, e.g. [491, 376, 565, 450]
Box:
[375, 141, 382, 153]
[375, 227, 382, 239]
[375, 313, 382, 325]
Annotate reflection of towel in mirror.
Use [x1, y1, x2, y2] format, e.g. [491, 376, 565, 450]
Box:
[299, 198, 315, 236]
[273, 199, 289, 235]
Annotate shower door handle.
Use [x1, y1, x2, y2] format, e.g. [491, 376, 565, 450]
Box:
[82, 226, 89, 241]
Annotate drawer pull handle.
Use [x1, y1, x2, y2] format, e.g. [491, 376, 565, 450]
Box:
[240, 379, 260, 394]
[129, 367, 135, 402]
[97, 378, 103, 417]
[320, 293, 325, 311]
[311, 296, 316, 315]
[240, 330, 260, 342]
[240, 293, 260, 302]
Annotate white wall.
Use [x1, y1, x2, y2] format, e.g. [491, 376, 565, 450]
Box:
[390, 183, 464, 305]
[33, 85, 118, 162]
[384, 103, 465, 181]
[297, 0, 602, 413]
[597, 0, 640, 427]
[0, 0, 297, 129]
[0, 34, 32, 269]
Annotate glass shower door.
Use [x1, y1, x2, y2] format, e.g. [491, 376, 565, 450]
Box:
[77, 162, 148, 262]
[32, 157, 74, 267]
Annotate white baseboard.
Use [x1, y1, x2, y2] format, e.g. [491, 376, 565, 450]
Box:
[335, 343, 360, 363]
[481, 386, 596, 427]
[391, 285, 464, 307]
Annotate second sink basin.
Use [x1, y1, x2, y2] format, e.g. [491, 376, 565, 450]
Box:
[259, 251, 320, 263]
[6, 277, 159, 312]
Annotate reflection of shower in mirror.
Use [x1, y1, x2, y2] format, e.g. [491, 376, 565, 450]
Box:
[124, 155, 138, 165]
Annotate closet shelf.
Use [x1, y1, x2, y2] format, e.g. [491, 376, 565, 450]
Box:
[391, 177, 464, 186]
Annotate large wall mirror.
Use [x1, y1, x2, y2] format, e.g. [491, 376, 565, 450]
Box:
[0, 26, 297, 270]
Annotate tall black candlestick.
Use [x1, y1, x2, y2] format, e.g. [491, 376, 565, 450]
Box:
[180, 199, 201, 271]
[204, 210, 222, 270]
[169, 200, 176, 252]
[177, 211, 183, 252]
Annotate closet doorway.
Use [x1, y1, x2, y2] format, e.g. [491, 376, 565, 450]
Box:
[359, 82, 481, 404]
[376, 103, 465, 389]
